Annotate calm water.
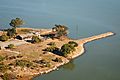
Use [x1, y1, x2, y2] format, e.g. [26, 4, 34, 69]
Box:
[0, 0, 120, 80]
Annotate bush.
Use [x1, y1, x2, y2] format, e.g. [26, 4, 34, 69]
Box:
[0, 63, 9, 72]
[15, 60, 33, 67]
[0, 56, 5, 62]
[68, 41, 78, 47]
[7, 28, 16, 38]
[1, 73, 9, 80]
[47, 42, 56, 47]
[0, 35, 9, 42]
[60, 43, 75, 57]
[52, 58, 62, 62]
[32, 36, 41, 43]
[43, 46, 59, 52]
[7, 44, 14, 49]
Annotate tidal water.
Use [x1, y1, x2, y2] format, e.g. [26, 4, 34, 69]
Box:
[0, 0, 120, 80]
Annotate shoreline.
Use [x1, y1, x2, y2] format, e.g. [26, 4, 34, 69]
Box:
[32, 32, 115, 80]
[0, 28, 115, 80]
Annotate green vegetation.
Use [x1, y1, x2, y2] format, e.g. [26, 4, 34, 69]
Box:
[7, 28, 16, 38]
[0, 63, 9, 72]
[52, 24, 68, 37]
[43, 46, 59, 52]
[7, 44, 14, 49]
[15, 60, 33, 67]
[32, 36, 41, 43]
[60, 41, 78, 57]
[0, 56, 5, 62]
[1, 73, 9, 80]
[0, 35, 9, 42]
[68, 41, 78, 47]
[9, 18, 24, 28]
[33, 60, 51, 67]
[47, 42, 56, 47]
[60, 44, 75, 57]
[52, 57, 62, 62]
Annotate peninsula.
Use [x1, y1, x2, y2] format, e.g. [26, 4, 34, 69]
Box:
[0, 18, 114, 80]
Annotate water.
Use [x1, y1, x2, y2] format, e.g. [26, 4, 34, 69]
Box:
[0, 0, 120, 80]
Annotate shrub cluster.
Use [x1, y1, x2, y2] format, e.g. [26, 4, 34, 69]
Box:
[32, 36, 41, 43]
[52, 57, 63, 62]
[0, 56, 5, 62]
[47, 42, 56, 47]
[43, 46, 59, 52]
[60, 41, 78, 57]
[15, 60, 33, 67]
[7, 44, 14, 49]
[0, 35, 9, 42]
[0, 63, 9, 72]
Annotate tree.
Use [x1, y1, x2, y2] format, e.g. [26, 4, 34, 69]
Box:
[60, 43, 75, 57]
[52, 24, 68, 37]
[68, 41, 78, 47]
[9, 18, 24, 28]
[7, 28, 16, 38]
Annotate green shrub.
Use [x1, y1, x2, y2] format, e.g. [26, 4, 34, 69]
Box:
[15, 60, 33, 67]
[68, 41, 78, 47]
[0, 63, 9, 72]
[32, 36, 41, 43]
[52, 58, 62, 62]
[7, 44, 14, 49]
[43, 46, 59, 52]
[60, 43, 75, 57]
[0, 56, 5, 62]
[1, 73, 9, 80]
[0, 35, 9, 42]
[47, 42, 56, 47]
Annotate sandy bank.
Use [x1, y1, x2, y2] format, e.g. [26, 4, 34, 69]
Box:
[31, 32, 115, 80]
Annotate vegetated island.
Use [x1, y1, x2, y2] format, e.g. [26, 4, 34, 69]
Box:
[0, 18, 115, 80]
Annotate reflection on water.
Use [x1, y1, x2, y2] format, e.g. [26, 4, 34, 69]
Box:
[62, 60, 75, 71]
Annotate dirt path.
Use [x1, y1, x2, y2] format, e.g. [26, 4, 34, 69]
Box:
[0, 39, 29, 49]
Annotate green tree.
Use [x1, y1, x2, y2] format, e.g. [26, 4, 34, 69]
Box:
[7, 28, 16, 38]
[60, 43, 75, 57]
[52, 24, 68, 37]
[9, 18, 24, 28]
[43, 46, 59, 52]
[68, 41, 78, 47]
